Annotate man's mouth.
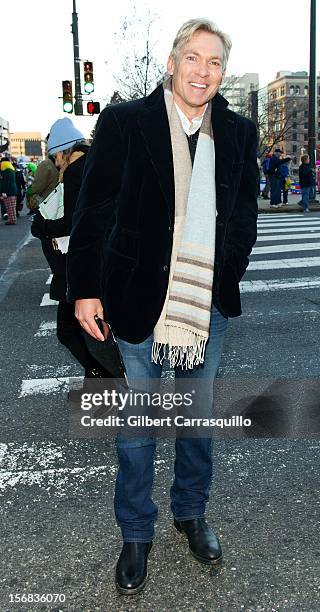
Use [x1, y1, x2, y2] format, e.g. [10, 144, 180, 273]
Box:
[190, 82, 208, 89]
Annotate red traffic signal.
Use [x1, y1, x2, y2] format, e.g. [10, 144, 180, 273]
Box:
[87, 101, 100, 115]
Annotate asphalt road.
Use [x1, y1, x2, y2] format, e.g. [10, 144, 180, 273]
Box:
[0, 208, 320, 612]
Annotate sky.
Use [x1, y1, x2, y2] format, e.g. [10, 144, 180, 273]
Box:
[2, 0, 320, 139]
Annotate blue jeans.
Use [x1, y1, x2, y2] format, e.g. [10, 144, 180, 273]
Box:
[114, 306, 228, 542]
[301, 186, 312, 210]
[270, 175, 282, 205]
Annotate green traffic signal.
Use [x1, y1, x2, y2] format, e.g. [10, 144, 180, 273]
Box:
[84, 61, 94, 94]
[62, 80, 73, 113]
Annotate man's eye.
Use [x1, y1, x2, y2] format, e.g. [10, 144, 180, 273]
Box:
[186, 55, 196, 61]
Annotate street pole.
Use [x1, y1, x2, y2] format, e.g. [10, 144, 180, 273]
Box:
[308, 0, 316, 168]
[71, 0, 83, 116]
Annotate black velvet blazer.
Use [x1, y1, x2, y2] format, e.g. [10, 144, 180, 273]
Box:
[67, 85, 258, 343]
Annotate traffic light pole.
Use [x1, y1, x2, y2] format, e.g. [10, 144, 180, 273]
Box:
[308, 0, 316, 168]
[71, 0, 83, 116]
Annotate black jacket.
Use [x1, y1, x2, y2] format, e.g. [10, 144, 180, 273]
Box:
[268, 154, 291, 177]
[67, 86, 258, 342]
[299, 163, 315, 188]
[32, 145, 89, 301]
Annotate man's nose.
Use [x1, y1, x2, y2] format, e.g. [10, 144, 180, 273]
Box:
[196, 62, 210, 77]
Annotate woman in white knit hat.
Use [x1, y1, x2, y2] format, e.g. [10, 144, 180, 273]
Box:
[31, 118, 105, 393]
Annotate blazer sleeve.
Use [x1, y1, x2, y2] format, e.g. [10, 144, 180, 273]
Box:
[224, 119, 258, 281]
[66, 108, 124, 301]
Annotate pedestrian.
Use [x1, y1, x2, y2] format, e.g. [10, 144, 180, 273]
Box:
[31, 152, 59, 201]
[298, 154, 315, 213]
[26, 162, 39, 215]
[12, 161, 26, 216]
[268, 148, 291, 208]
[31, 118, 105, 390]
[67, 18, 258, 595]
[261, 152, 272, 199]
[0, 158, 18, 225]
[279, 159, 290, 206]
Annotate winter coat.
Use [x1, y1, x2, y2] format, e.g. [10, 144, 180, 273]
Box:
[32, 159, 59, 200]
[67, 85, 258, 342]
[0, 165, 18, 196]
[299, 163, 315, 188]
[31, 144, 89, 301]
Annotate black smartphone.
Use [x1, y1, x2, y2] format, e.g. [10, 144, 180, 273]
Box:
[86, 315, 128, 385]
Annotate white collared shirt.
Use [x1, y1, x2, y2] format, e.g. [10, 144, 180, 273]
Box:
[174, 102, 208, 136]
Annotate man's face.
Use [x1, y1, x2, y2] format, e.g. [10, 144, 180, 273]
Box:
[167, 30, 225, 119]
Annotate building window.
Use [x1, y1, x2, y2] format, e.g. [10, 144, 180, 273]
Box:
[304, 85, 309, 95]
[289, 85, 294, 95]
[305, 110, 308, 118]
[293, 122, 297, 129]
[304, 123, 308, 129]
[293, 110, 297, 118]
[295, 85, 300, 95]
[292, 144, 297, 152]
[292, 133, 297, 140]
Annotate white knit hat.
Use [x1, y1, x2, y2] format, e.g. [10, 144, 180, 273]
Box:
[47, 118, 85, 154]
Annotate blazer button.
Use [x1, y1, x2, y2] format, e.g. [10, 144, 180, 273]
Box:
[163, 265, 169, 271]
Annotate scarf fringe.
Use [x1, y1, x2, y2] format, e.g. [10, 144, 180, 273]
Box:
[151, 335, 208, 370]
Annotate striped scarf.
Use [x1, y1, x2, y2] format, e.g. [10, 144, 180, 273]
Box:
[152, 78, 216, 370]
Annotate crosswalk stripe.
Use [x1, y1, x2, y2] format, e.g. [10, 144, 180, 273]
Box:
[259, 225, 320, 234]
[258, 221, 320, 228]
[40, 293, 59, 306]
[19, 377, 82, 397]
[257, 233, 320, 242]
[241, 277, 320, 293]
[34, 321, 57, 337]
[248, 257, 320, 270]
[258, 214, 305, 220]
[252, 243, 320, 255]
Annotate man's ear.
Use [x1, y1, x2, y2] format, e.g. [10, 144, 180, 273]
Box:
[167, 55, 174, 76]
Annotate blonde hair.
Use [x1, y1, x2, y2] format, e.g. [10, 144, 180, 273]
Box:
[170, 18, 232, 71]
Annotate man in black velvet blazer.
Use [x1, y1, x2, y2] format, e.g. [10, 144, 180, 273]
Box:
[67, 18, 258, 595]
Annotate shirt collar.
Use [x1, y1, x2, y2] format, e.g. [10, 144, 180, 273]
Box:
[174, 102, 208, 136]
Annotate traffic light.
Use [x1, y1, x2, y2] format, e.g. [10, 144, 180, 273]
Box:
[62, 80, 73, 113]
[83, 61, 94, 94]
[87, 101, 100, 115]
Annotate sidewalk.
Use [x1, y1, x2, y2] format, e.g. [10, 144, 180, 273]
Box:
[258, 193, 320, 213]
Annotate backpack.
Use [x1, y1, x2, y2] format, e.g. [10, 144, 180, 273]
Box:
[262, 158, 270, 174]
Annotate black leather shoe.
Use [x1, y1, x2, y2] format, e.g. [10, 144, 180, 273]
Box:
[174, 518, 222, 565]
[115, 541, 152, 595]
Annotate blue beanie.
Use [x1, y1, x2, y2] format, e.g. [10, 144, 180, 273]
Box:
[47, 118, 85, 154]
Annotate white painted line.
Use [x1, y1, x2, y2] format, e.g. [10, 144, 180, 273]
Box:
[257, 233, 320, 242]
[252, 243, 320, 255]
[0, 443, 7, 466]
[19, 377, 81, 397]
[248, 256, 320, 270]
[34, 321, 57, 337]
[258, 220, 320, 228]
[46, 274, 53, 285]
[258, 225, 320, 234]
[258, 214, 307, 220]
[40, 293, 59, 306]
[241, 277, 320, 293]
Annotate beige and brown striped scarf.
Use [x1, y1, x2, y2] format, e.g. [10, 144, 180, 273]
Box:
[152, 78, 216, 370]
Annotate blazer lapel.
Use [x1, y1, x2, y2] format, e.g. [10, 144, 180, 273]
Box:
[137, 86, 175, 223]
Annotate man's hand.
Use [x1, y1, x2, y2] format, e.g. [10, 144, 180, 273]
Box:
[75, 298, 105, 341]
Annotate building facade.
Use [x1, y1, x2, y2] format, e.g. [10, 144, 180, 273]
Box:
[9, 132, 45, 161]
[267, 71, 320, 168]
[221, 73, 259, 113]
[0, 117, 10, 154]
